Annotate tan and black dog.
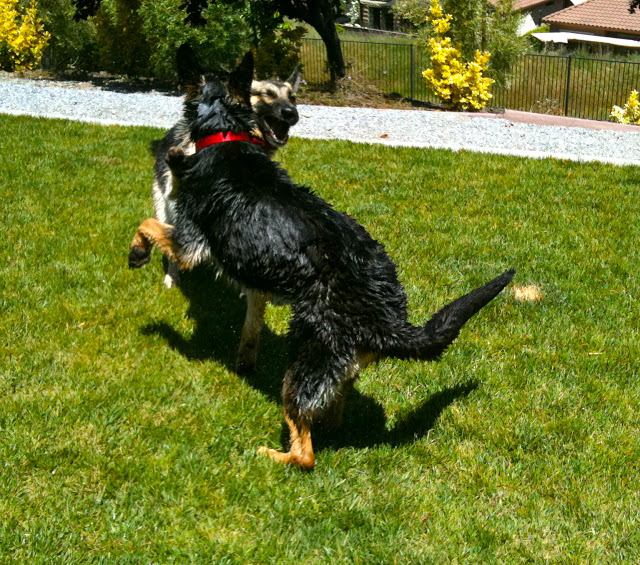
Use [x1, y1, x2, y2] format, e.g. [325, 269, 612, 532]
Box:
[129, 46, 515, 470]
[152, 55, 302, 288]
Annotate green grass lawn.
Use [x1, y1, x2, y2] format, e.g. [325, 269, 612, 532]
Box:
[1, 114, 639, 563]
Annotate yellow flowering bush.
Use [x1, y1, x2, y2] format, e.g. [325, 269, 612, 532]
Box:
[0, 0, 50, 71]
[610, 91, 640, 125]
[422, 0, 493, 111]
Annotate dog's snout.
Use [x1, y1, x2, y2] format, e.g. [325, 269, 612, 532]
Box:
[281, 106, 299, 125]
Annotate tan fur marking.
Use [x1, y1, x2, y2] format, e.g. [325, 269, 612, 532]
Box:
[236, 290, 268, 371]
[251, 82, 293, 105]
[131, 218, 185, 268]
[250, 127, 264, 142]
[229, 85, 248, 105]
[258, 414, 315, 469]
[184, 79, 205, 101]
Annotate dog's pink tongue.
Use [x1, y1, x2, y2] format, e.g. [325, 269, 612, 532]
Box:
[269, 131, 288, 147]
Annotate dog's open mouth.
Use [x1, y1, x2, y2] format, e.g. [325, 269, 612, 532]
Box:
[260, 117, 290, 148]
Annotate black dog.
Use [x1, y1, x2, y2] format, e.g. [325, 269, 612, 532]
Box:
[129, 46, 515, 469]
[152, 52, 301, 288]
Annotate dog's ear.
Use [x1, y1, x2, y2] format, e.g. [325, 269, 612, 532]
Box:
[285, 64, 302, 94]
[229, 51, 254, 103]
[176, 43, 204, 89]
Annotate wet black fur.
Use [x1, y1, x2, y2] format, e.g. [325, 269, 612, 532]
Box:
[150, 47, 515, 425]
[151, 51, 300, 188]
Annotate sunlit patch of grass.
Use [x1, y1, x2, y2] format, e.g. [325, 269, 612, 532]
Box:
[1, 115, 639, 562]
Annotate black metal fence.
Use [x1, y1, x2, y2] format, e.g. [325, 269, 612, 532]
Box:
[301, 38, 640, 121]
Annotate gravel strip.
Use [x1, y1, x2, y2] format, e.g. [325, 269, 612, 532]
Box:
[2, 76, 640, 166]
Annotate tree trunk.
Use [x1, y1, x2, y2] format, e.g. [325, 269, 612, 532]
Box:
[288, 0, 345, 85]
[258, 0, 348, 85]
[313, 13, 346, 84]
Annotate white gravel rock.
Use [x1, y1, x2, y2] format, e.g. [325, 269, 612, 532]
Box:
[1, 76, 639, 166]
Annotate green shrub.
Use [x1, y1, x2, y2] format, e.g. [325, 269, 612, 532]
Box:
[395, 0, 526, 88]
[139, 0, 257, 78]
[93, 0, 150, 76]
[422, 0, 493, 110]
[90, 0, 263, 77]
[0, 0, 50, 71]
[254, 23, 305, 80]
[34, 0, 260, 77]
[6, 0, 288, 77]
[37, 0, 98, 70]
[610, 90, 640, 124]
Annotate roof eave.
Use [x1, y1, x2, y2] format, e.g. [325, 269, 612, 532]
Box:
[541, 19, 640, 35]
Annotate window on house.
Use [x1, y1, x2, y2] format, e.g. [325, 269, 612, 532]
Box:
[384, 9, 394, 30]
[370, 7, 381, 29]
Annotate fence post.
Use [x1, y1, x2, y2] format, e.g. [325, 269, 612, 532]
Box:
[564, 55, 572, 117]
[410, 43, 415, 101]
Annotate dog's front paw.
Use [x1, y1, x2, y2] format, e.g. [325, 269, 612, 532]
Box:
[163, 262, 181, 289]
[163, 273, 178, 289]
[128, 245, 151, 269]
[166, 146, 188, 174]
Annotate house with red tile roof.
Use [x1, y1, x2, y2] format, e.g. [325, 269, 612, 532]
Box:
[491, 0, 586, 34]
[543, 0, 640, 37]
[538, 0, 640, 51]
[516, 0, 571, 29]
[353, 0, 640, 44]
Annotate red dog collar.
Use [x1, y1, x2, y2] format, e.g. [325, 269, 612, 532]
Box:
[195, 132, 265, 152]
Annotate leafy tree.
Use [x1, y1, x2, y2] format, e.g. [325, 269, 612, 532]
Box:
[166, 0, 348, 82]
[137, 0, 257, 77]
[268, 0, 346, 82]
[71, 0, 270, 76]
[254, 22, 306, 80]
[72, 0, 101, 20]
[73, 0, 346, 82]
[395, 0, 526, 87]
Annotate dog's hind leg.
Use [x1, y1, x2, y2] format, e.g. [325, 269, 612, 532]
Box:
[259, 336, 357, 469]
[164, 261, 181, 289]
[259, 411, 315, 470]
[259, 354, 323, 469]
[236, 290, 268, 374]
[129, 218, 182, 269]
[317, 351, 378, 430]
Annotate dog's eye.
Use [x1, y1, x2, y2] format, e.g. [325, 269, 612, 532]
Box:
[266, 90, 278, 100]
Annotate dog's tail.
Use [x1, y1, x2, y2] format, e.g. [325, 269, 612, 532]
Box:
[382, 269, 515, 361]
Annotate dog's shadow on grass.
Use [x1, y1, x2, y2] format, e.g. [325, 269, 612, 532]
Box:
[141, 265, 288, 403]
[142, 265, 478, 452]
[312, 379, 478, 453]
